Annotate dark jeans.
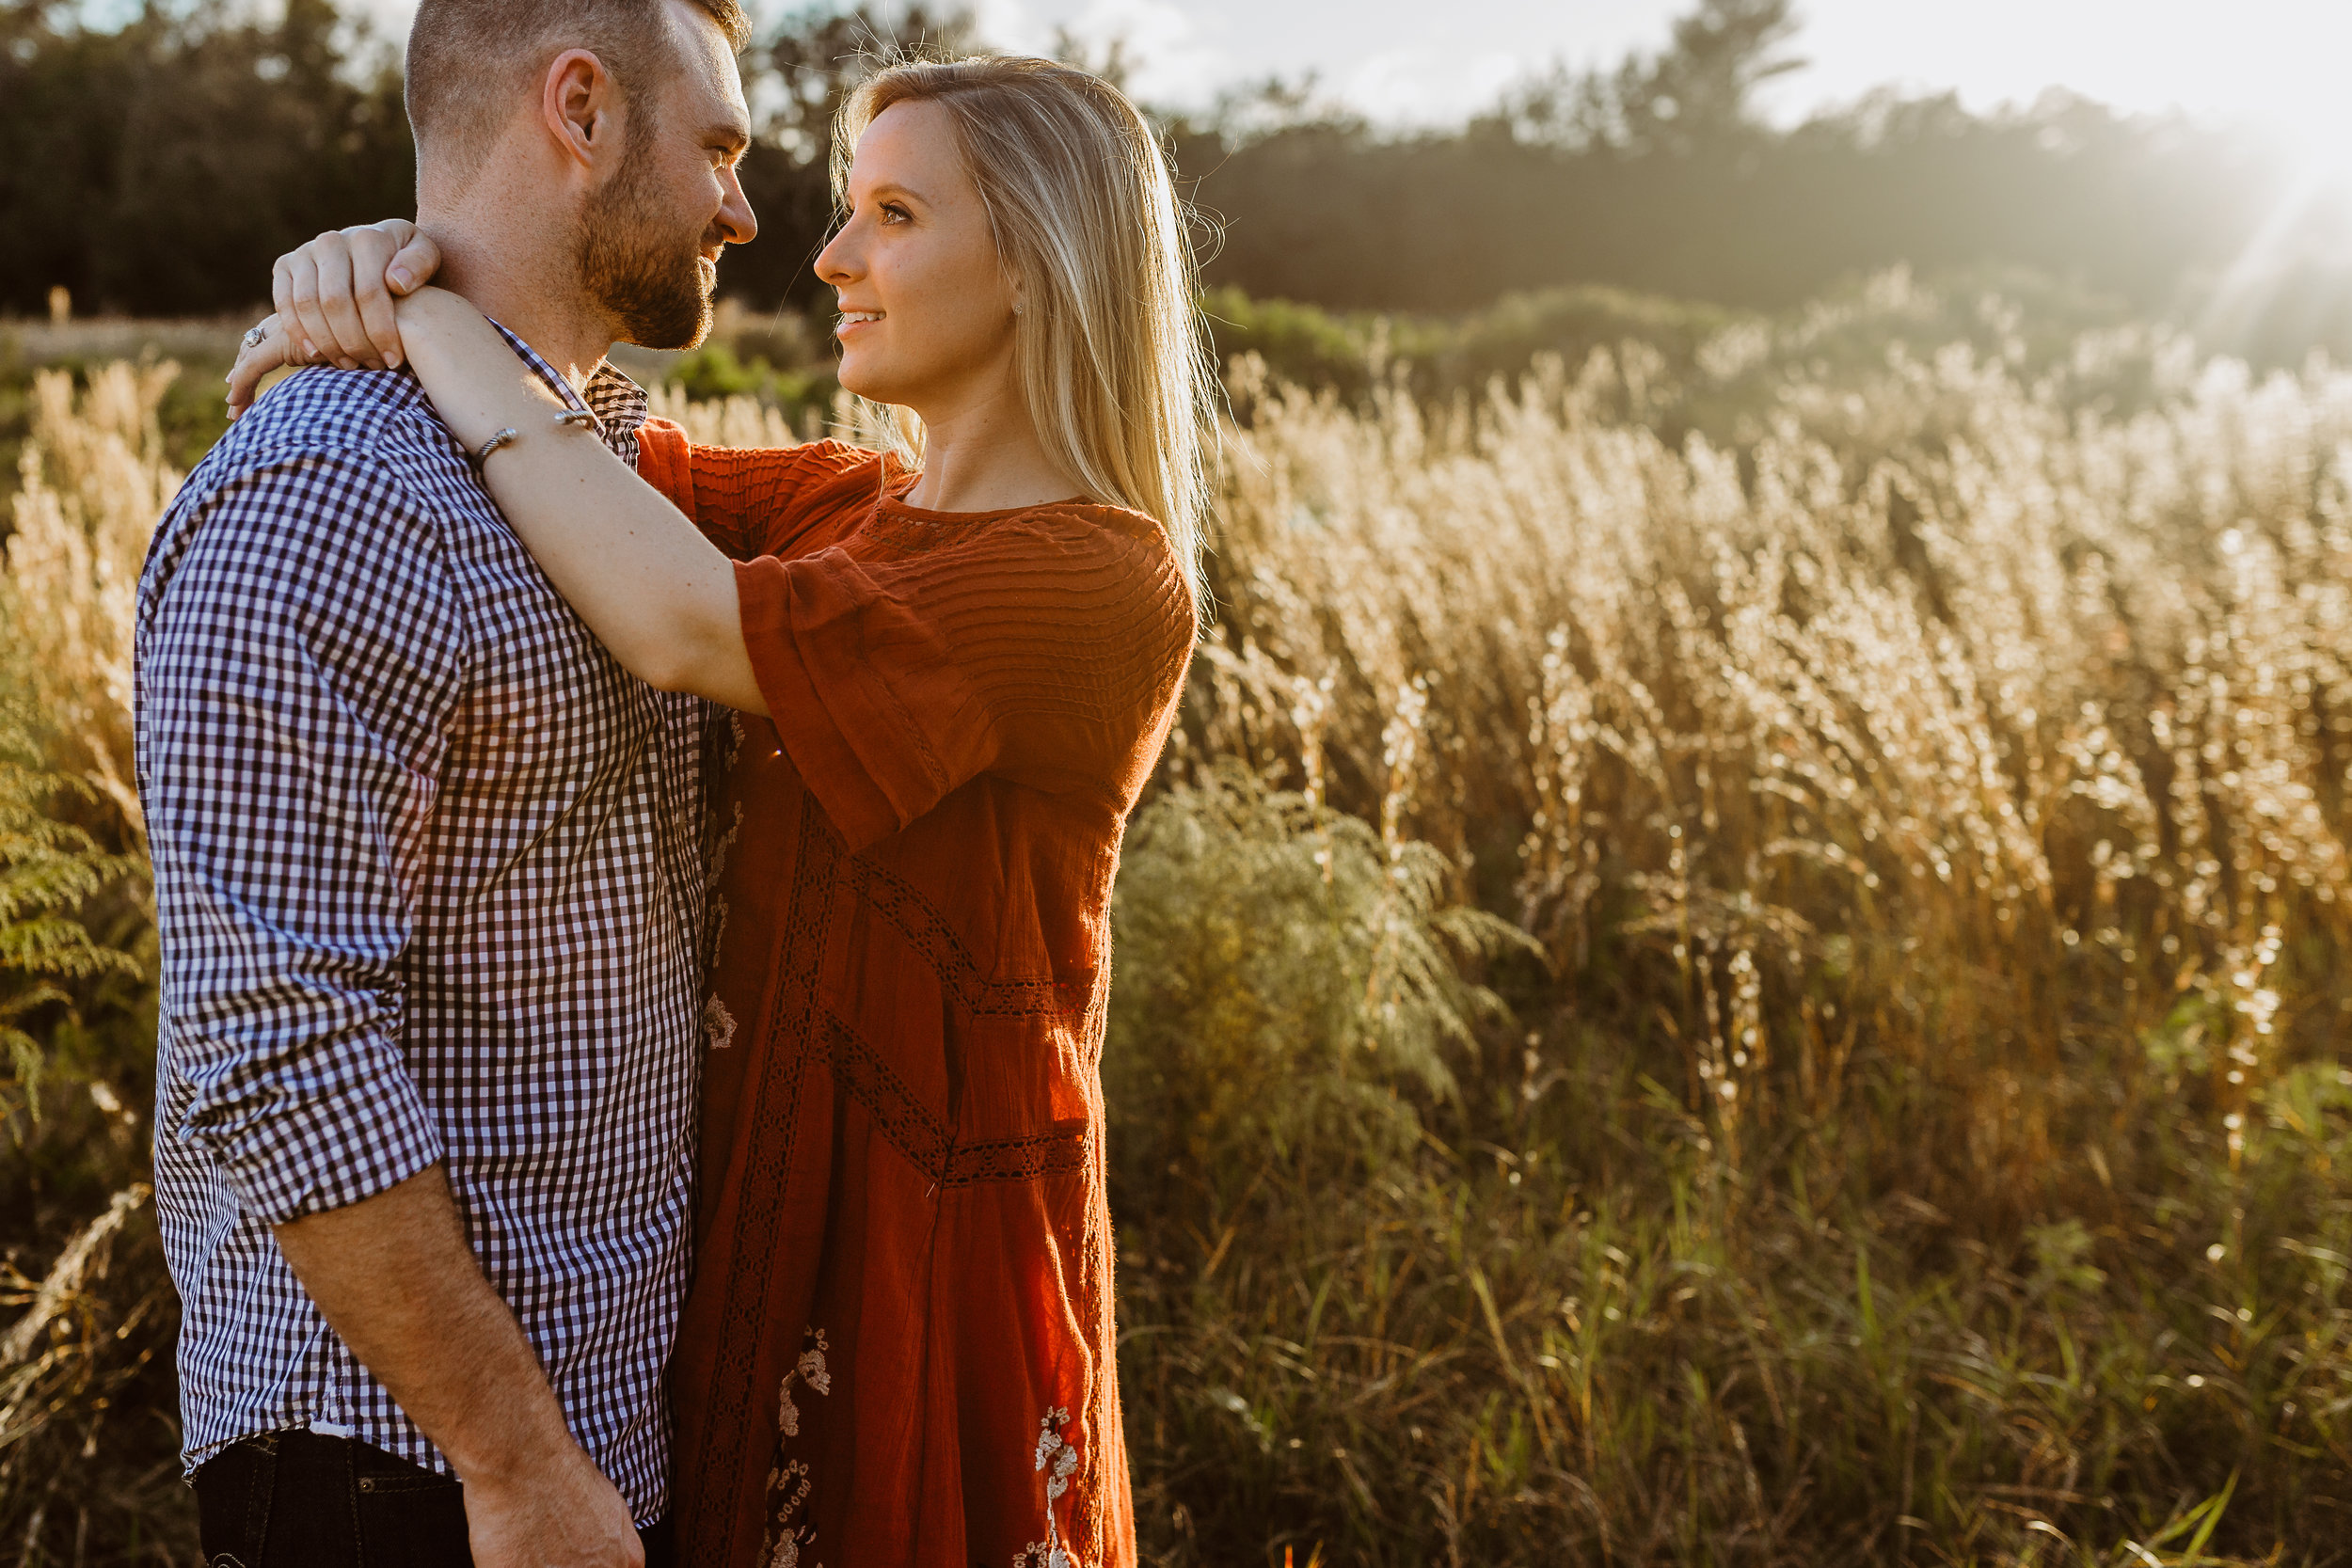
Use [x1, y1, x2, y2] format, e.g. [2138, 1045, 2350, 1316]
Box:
[192, 1429, 673, 1568]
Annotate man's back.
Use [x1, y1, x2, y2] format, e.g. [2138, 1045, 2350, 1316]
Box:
[135, 349, 706, 1519]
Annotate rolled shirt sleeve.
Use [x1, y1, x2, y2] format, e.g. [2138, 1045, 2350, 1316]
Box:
[140, 451, 461, 1224]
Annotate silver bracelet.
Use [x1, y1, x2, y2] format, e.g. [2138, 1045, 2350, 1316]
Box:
[470, 409, 600, 472]
[469, 428, 520, 469]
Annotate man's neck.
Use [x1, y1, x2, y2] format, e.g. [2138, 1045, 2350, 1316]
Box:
[415, 214, 614, 393]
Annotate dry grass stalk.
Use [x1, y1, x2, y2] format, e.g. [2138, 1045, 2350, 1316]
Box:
[4, 364, 183, 849]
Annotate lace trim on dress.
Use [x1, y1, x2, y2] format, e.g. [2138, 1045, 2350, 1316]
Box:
[942, 1127, 1093, 1187]
[826, 1016, 1093, 1188]
[850, 859, 1095, 1021]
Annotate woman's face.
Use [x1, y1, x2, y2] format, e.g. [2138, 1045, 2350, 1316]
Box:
[816, 100, 1021, 411]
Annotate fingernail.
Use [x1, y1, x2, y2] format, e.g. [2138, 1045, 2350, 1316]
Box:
[387, 353, 403, 370]
[389, 268, 413, 292]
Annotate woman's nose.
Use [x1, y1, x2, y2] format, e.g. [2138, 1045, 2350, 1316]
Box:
[814, 224, 858, 286]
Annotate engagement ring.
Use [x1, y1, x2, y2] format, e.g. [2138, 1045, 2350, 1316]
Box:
[241, 325, 268, 349]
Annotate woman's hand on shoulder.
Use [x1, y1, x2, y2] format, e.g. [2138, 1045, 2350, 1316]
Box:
[225, 220, 442, 417]
[276, 219, 442, 371]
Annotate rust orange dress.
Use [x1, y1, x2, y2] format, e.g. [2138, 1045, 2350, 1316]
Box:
[633, 423, 1194, 1568]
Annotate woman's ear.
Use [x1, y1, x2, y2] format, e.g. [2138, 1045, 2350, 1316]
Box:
[541, 48, 621, 172]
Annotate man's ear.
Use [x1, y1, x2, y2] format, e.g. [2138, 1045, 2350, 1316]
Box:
[541, 48, 623, 173]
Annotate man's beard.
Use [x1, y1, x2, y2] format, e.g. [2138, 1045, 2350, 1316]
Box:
[575, 130, 719, 351]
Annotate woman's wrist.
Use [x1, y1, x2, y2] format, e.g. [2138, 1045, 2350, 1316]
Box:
[389, 285, 471, 336]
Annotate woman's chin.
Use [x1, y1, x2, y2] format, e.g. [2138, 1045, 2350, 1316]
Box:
[835, 358, 903, 405]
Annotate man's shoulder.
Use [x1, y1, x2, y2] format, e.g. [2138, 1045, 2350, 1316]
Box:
[144, 368, 479, 619]
[179, 365, 463, 508]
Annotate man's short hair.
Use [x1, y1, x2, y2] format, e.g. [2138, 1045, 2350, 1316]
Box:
[406, 0, 751, 169]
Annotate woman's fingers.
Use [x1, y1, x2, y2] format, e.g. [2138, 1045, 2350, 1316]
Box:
[342, 227, 406, 370]
[383, 225, 442, 297]
[224, 315, 313, 419]
[278, 246, 346, 372]
[264, 221, 439, 374]
[308, 232, 375, 371]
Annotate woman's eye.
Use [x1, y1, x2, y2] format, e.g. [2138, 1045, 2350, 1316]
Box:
[879, 204, 910, 226]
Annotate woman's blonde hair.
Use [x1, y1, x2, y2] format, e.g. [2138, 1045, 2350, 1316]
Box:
[834, 55, 1216, 623]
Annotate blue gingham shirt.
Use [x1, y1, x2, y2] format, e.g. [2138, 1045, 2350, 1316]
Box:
[136, 331, 706, 1520]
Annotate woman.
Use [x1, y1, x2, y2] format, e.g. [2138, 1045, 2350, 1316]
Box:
[233, 55, 1208, 1568]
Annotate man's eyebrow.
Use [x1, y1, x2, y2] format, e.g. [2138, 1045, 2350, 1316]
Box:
[703, 119, 752, 154]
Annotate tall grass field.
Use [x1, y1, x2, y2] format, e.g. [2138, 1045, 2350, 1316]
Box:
[8, 277, 2352, 1563]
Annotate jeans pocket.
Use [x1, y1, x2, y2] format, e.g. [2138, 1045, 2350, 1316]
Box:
[352, 1469, 470, 1567]
[193, 1438, 274, 1567]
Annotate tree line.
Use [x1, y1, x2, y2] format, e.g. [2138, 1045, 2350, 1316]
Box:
[5, 0, 2349, 363]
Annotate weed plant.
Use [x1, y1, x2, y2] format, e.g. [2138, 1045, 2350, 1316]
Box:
[2, 366, 181, 1561]
[1108, 309, 2352, 1563]
[7, 281, 2352, 1562]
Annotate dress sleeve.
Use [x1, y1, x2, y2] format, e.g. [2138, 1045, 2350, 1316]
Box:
[730, 511, 1194, 851]
[635, 420, 882, 562]
[136, 452, 458, 1224]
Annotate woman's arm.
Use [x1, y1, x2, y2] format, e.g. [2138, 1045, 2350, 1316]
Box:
[390, 288, 765, 713]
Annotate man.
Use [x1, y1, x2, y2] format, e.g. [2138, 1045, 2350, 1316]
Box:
[135, 2, 755, 1562]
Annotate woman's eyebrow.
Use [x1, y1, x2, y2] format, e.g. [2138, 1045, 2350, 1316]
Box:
[866, 181, 928, 206]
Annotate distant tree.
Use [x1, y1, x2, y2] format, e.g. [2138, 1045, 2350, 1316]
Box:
[1490, 0, 1804, 153]
[0, 0, 410, 315]
[0, 0, 2339, 369]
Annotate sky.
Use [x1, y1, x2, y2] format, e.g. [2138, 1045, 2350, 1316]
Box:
[343, 1, 2352, 156]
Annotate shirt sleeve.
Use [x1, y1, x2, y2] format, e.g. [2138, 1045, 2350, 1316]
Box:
[729, 510, 1195, 851]
[138, 451, 463, 1225]
[635, 420, 884, 561]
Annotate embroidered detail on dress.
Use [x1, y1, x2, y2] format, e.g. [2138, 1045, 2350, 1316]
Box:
[707, 894, 731, 971]
[1013, 1408, 1080, 1568]
[705, 994, 738, 1051]
[707, 800, 745, 893]
[760, 1329, 832, 1568]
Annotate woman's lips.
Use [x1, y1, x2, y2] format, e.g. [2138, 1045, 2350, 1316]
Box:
[835, 310, 884, 340]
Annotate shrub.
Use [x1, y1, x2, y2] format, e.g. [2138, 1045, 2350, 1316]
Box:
[1, 366, 181, 1562]
[14, 279, 2352, 1561]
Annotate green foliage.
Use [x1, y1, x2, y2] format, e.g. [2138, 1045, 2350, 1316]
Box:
[1106, 767, 1536, 1211]
[1201, 281, 1746, 407]
[1111, 805, 2352, 1565]
[0, 698, 137, 1122]
[24, 289, 2352, 1562]
[654, 339, 833, 418]
[0, 363, 183, 1562]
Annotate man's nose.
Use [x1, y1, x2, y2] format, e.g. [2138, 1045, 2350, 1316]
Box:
[718, 166, 757, 246]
